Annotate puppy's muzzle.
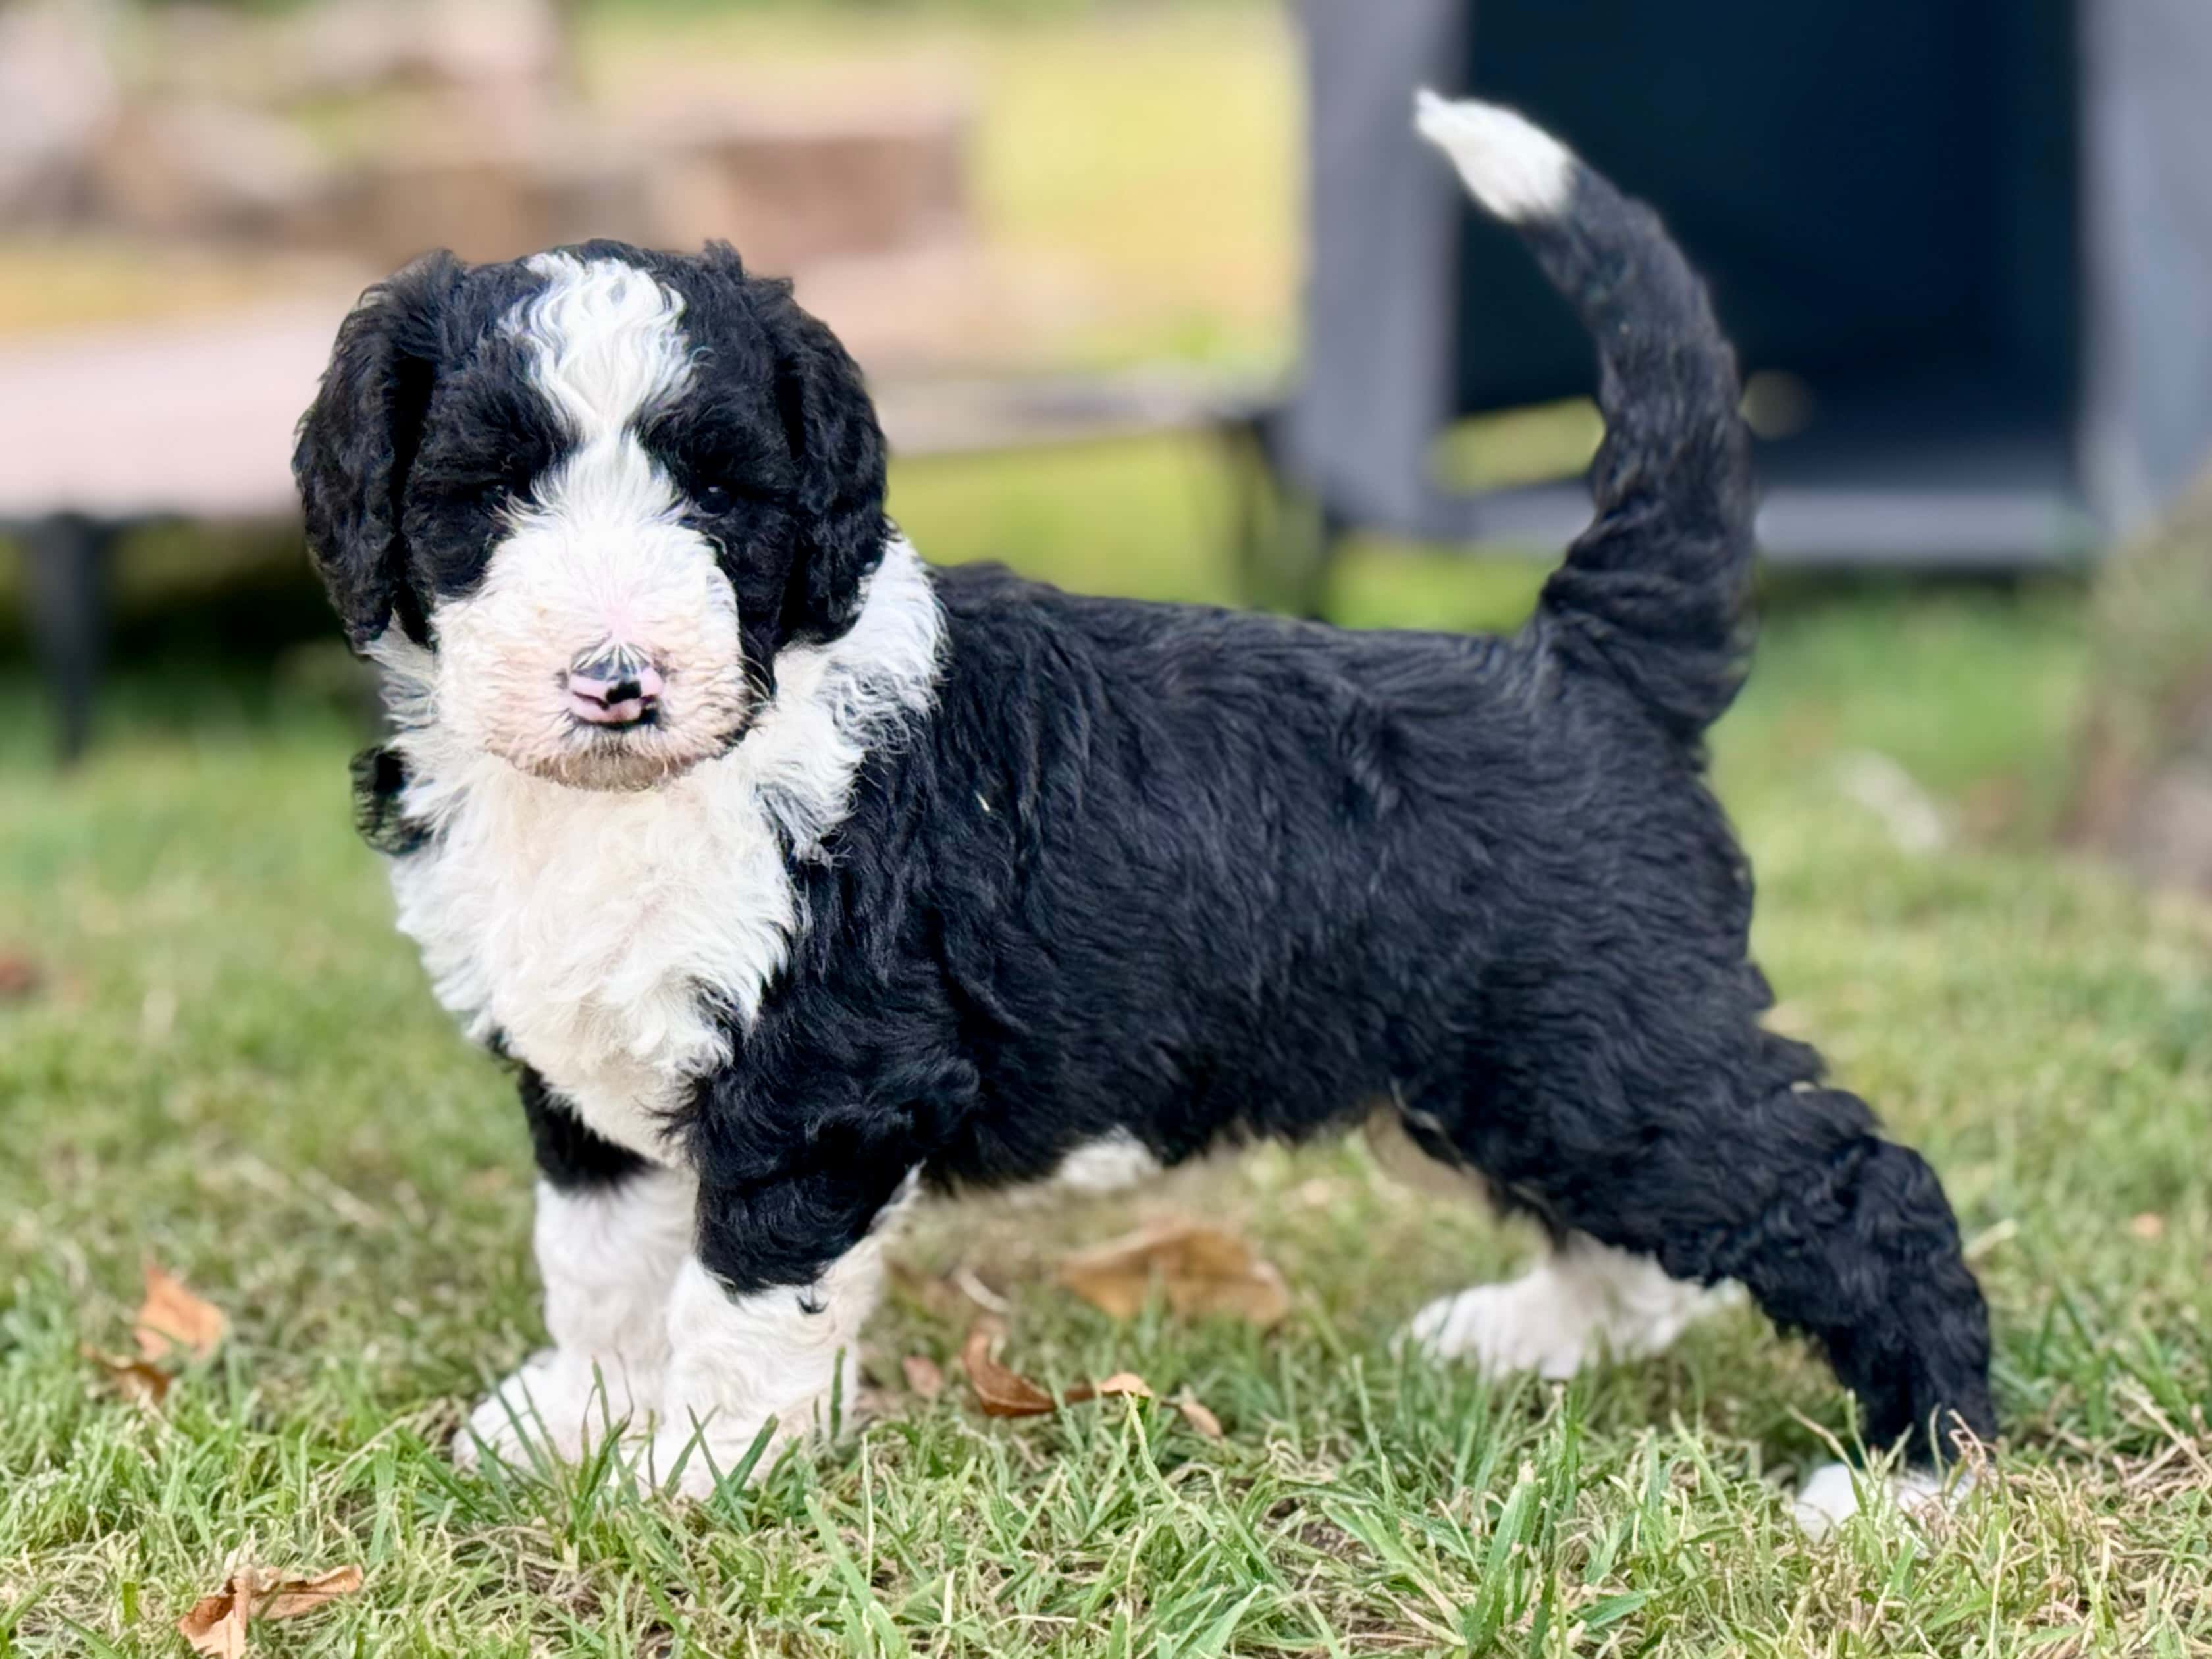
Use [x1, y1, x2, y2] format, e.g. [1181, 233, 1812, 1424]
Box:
[566, 643, 665, 729]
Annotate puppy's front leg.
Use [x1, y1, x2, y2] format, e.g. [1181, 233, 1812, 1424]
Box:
[639, 1166, 906, 1500]
[459, 1073, 693, 1471]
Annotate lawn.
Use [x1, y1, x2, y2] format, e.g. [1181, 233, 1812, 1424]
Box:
[3, 425, 2210, 1652]
[5, 1, 2211, 1650]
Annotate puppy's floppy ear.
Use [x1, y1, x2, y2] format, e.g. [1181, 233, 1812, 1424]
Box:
[735, 253, 888, 641]
[293, 251, 463, 650]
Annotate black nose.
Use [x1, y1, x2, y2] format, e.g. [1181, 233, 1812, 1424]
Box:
[567, 644, 665, 728]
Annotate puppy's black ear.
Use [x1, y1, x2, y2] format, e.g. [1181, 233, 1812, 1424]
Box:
[743, 258, 888, 641]
[293, 251, 463, 650]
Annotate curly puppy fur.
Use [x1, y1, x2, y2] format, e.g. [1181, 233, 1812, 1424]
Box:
[294, 95, 1994, 1500]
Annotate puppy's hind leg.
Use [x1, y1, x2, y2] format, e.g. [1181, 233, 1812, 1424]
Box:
[1411, 1057, 1995, 1529]
[1369, 1109, 1735, 1381]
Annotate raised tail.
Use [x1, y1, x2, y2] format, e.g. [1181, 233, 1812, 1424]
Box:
[1415, 92, 1754, 741]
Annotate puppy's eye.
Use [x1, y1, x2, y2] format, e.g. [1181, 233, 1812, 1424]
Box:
[697, 483, 733, 515]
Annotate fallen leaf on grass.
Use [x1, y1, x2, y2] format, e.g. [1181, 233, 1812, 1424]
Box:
[1055, 1221, 1290, 1327]
[79, 1344, 171, 1408]
[901, 1355, 945, 1400]
[176, 1585, 250, 1659]
[1176, 1395, 1224, 1440]
[257, 1566, 365, 1620]
[134, 1264, 226, 1364]
[0, 953, 41, 1001]
[177, 1566, 363, 1656]
[961, 1325, 1057, 1417]
[959, 1327, 1155, 1418]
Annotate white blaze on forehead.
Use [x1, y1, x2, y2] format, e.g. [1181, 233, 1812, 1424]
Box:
[488, 252, 704, 633]
[510, 253, 695, 438]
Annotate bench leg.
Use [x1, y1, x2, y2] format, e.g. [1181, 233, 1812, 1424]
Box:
[20, 514, 113, 764]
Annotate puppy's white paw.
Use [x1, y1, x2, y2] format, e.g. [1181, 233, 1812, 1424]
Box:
[454, 1348, 653, 1473]
[1791, 1460, 1960, 1539]
[1406, 1242, 1733, 1382]
[632, 1414, 788, 1502]
[1408, 1278, 1596, 1381]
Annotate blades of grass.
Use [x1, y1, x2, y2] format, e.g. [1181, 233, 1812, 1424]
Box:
[703, 1415, 783, 1514]
[805, 1492, 911, 1659]
[1178, 1583, 1267, 1659]
[1577, 1590, 1651, 1636]
[1465, 1465, 1539, 1651]
[1321, 1501, 1463, 1641]
[51, 1619, 130, 1659]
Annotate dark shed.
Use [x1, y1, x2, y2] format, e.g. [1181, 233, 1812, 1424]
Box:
[1266, 0, 2212, 591]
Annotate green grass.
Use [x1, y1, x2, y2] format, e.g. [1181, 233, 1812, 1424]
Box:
[5, 432, 2211, 1654]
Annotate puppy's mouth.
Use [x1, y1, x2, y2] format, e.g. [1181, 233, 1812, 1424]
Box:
[489, 680, 752, 791]
[509, 720, 740, 791]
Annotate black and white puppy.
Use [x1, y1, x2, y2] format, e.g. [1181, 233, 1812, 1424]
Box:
[294, 95, 1995, 1525]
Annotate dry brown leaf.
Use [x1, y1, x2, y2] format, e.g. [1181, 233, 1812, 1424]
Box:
[134, 1263, 226, 1364]
[961, 1325, 1057, 1418]
[0, 953, 41, 1002]
[80, 1343, 171, 1408]
[959, 1330, 1154, 1417]
[259, 1565, 365, 1621]
[901, 1354, 945, 1401]
[1176, 1395, 1224, 1440]
[176, 1578, 252, 1658]
[176, 1566, 363, 1655]
[1055, 1221, 1291, 1327]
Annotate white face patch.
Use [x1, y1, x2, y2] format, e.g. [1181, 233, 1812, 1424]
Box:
[371, 539, 945, 1163]
[432, 253, 749, 791]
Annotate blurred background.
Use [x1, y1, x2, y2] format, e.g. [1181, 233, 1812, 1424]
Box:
[3, 0, 2212, 890]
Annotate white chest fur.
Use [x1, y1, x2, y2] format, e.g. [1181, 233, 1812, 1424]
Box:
[371, 540, 944, 1161]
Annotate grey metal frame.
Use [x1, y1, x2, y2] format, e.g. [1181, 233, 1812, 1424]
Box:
[1249, 0, 2212, 607]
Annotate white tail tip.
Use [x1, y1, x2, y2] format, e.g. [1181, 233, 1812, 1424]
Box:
[1414, 90, 1575, 224]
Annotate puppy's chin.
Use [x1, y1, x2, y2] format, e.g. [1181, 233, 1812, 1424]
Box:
[438, 651, 754, 793]
[485, 712, 749, 793]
